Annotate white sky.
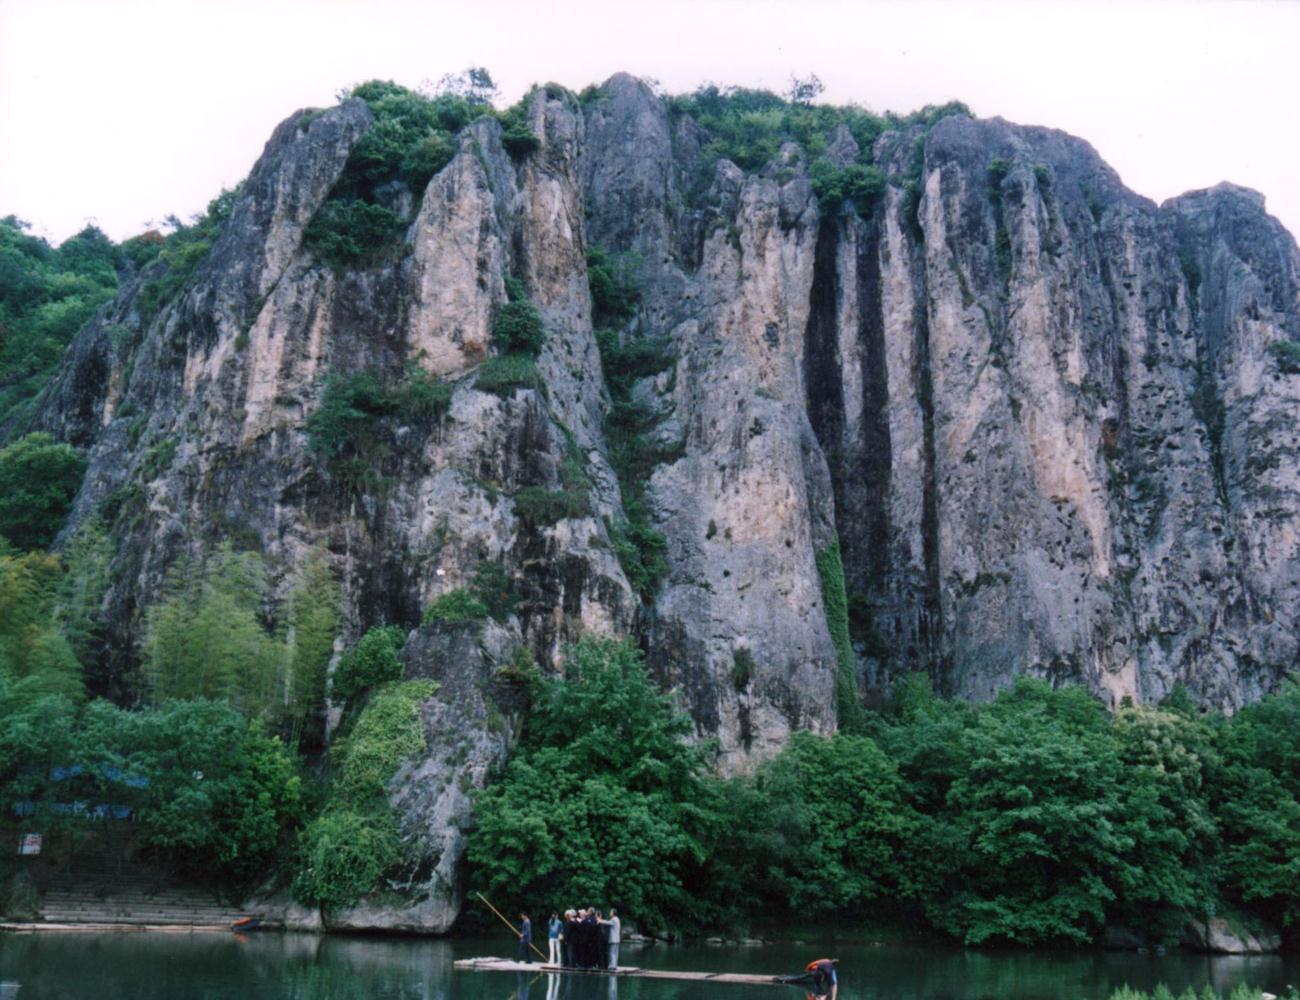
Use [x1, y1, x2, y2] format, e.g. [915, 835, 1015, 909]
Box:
[1, 0, 1297, 245]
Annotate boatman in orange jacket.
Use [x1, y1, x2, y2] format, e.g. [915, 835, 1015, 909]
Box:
[806, 958, 837, 1000]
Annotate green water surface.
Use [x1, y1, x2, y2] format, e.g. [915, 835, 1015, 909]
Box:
[0, 933, 1295, 999]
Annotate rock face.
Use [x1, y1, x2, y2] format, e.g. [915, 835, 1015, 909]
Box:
[1183, 914, 1282, 954]
[33, 74, 1300, 928]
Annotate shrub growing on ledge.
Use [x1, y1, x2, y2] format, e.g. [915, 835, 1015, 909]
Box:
[475, 353, 543, 397]
[513, 486, 590, 526]
[809, 160, 886, 217]
[303, 199, 403, 269]
[492, 277, 546, 355]
[1267, 340, 1300, 374]
[423, 587, 489, 625]
[496, 101, 540, 159]
[331, 625, 407, 704]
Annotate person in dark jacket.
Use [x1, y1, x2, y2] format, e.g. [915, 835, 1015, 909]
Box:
[517, 912, 532, 963]
[562, 910, 578, 967]
[581, 908, 599, 968]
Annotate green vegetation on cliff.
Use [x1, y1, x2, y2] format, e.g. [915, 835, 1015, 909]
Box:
[0, 433, 86, 551]
[589, 246, 674, 602]
[668, 83, 968, 217]
[293, 678, 435, 910]
[304, 72, 538, 269]
[815, 537, 867, 734]
[0, 218, 120, 430]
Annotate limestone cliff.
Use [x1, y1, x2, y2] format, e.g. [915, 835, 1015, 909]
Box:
[33, 73, 1300, 929]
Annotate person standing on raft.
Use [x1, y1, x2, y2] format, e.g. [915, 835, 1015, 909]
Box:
[598, 909, 621, 969]
[806, 958, 837, 1000]
[547, 911, 562, 965]
[517, 912, 533, 963]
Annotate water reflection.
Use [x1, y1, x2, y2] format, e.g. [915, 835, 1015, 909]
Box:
[0, 933, 1294, 1000]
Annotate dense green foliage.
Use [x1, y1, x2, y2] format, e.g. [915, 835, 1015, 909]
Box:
[0, 555, 301, 888]
[293, 679, 435, 909]
[143, 545, 284, 716]
[473, 353, 543, 396]
[305, 365, 451, 485]
[815, 538, 867, 733]
[512, 485, 590, 525]
[667, 85, 969, 216]
[0, 217, 120, 429]
[142, 543, 342, 742]
[74, 699, 302, 884]
[423, 587, 489, 625]
[716, 731, 920, 916]
[467, 638, 718, 932]
[330, 625, 406, 704]
[283, 549, 342, 747]
[303, 199, 403, 269]
[493, 277, 546, 355]
[304, 74, 531, 268]
[293, 805, 400, 911]
[470, 662, 1300, 946]
[0, 433, 86, 550]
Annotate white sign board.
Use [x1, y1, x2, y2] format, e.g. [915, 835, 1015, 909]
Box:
[17, 833, 41, 856]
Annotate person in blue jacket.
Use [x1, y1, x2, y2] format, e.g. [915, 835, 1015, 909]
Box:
[547, 911, 562, 965]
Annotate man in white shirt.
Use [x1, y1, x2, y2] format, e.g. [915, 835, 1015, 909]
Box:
[599, 909, 622, 969]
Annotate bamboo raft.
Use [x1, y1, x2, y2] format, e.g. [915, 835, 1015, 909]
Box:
[454, 957, 796, 986]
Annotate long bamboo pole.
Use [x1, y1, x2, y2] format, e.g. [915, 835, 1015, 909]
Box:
[476, 891, 549, 962]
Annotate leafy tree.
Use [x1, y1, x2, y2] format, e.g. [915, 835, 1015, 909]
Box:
[720, 731, 920, 915]
[423, 588, 488, 625]
[0, 550, 84, 703]
[0, 673, 78, 821]
[54, 516, 112, 672]
[330, 625, 405, 705]
[142, 545, 283, 716]
[293, 806, 400, 911]
[0, 217, 120, 428]
[74, 698, 302, 884]
[1211, 679, 1300, 928]
[1109, 703, 1219, 944]
[303, 200, 402, 269]
[135, 188, 238, 320]
[283, 548, 341, 745]
[0, 433, 87, 551]
[467, 638, 719, 932]
[305, 79, 489, 267]
[928, 680, 1135, 945]
[492, 278, 546, 355]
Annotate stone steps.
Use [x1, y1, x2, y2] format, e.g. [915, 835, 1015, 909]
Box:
[35, 865, 246, 926]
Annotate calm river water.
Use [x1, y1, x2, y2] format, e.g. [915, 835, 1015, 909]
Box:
[0, 933, 1296, 1000]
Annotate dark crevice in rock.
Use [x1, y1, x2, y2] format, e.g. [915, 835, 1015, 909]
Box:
[803, 219, 845, 509]
[914, 210, 946, 693]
